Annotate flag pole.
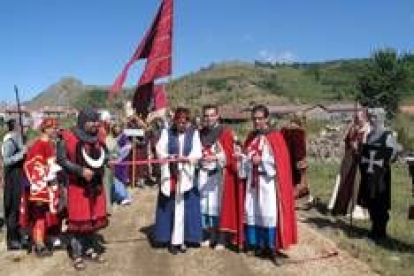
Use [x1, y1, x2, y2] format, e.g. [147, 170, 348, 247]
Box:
[168, 0, 174, 101]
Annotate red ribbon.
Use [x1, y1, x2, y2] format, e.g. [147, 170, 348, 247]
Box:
[109, 157, 190, 166]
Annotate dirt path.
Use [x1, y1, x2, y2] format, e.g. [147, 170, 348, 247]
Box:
[0, 188, 378, 276]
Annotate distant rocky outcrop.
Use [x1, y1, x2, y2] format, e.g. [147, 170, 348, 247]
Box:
[27, 77, 86, 109]
[308, 123, 347, 163]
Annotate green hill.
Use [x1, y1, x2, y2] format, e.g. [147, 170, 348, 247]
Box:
[28, 57, 414, 110]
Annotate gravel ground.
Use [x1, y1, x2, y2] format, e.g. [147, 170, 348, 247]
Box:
[0, 188, 378, 276]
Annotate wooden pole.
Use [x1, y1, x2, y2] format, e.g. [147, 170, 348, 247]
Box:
[132, 137, 137, 188]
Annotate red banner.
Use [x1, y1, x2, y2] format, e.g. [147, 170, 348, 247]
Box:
[109, 0, 173, 99]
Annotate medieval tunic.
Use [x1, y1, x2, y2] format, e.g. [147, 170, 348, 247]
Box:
[329, 122, 370, 216]
[240, 131, 297, 251]
[58, 129, 108, 233]
[23, 139, 61, 243]
[154, 127, 202, 245]
[357, 130, 397, 237]
[198, 139, 226, 228]
[111, 133, 132, 202]
[281, 126, 307, 188]
[199, 126, 241, 238]
[114, 134, 132, 185]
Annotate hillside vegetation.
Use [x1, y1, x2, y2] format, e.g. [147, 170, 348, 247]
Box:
[166, 59, 368, 107]
[27, 55, 414, 110]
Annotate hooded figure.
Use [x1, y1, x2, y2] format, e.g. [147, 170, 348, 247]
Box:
[357, 107, 398, 242]
[57, 108, 108, 270]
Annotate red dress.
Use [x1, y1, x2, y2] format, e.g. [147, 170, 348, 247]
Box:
[61, 130, 108, 233]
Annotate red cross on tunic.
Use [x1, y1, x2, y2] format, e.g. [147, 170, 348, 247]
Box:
[246, 136, 263, 191]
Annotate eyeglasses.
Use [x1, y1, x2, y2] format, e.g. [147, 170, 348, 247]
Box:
[203, 113, 217, 118]
[252, 116, 266, 120]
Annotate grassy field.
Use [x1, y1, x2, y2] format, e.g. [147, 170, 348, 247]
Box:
[307, 161, 414, 276]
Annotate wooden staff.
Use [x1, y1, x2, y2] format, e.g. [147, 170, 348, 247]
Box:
[407, 157, 414, 220]
[132, 137, 136, 188]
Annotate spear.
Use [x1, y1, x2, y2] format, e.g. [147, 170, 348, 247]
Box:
[14, 85, 26, 144]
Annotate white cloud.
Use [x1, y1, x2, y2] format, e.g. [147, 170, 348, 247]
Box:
[259, 50, 277, 63]
[277, 51, 296, 63]
[258, 49, 297, 64]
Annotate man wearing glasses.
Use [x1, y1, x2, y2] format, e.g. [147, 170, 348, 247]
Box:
[237, 104, 297, 265]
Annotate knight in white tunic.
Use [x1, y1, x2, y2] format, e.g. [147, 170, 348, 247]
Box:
[240, 130, 278, 251]
[238, 105, 297, 265]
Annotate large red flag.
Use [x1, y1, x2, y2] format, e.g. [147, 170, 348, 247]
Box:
[153, 84, 168, 110]
[109, 0, 173, 99]
[132, 82, 168, 119]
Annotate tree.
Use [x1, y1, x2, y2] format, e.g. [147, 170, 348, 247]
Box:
[356, 48, 409, 118]
[305, 64, 321, 82]
[73, 89, 108, 109]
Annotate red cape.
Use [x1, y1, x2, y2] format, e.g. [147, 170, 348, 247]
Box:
[215, 128, 243, 243]
[243, 130, 298, 250]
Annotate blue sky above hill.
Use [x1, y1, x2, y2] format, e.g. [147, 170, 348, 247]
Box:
[0, 0, 413, 102]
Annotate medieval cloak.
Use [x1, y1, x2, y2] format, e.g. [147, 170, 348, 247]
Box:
[199, 126, 241, 241]
[242, 131, 297, 250]
[281, 126, 306, 187]
[329, 123, 370, 216]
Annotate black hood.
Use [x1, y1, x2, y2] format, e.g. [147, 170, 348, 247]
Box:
[74, 108, 99, 143]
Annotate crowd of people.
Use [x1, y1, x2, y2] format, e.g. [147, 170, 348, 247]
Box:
[0, 103, 400, 271]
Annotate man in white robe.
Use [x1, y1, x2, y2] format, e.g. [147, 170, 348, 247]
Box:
[153, 107, 203, 255]
[238, 105, 297, 265]
[198, 104, 240, 250]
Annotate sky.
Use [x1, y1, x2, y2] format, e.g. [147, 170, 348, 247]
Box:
[0, 0, 413, 103]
